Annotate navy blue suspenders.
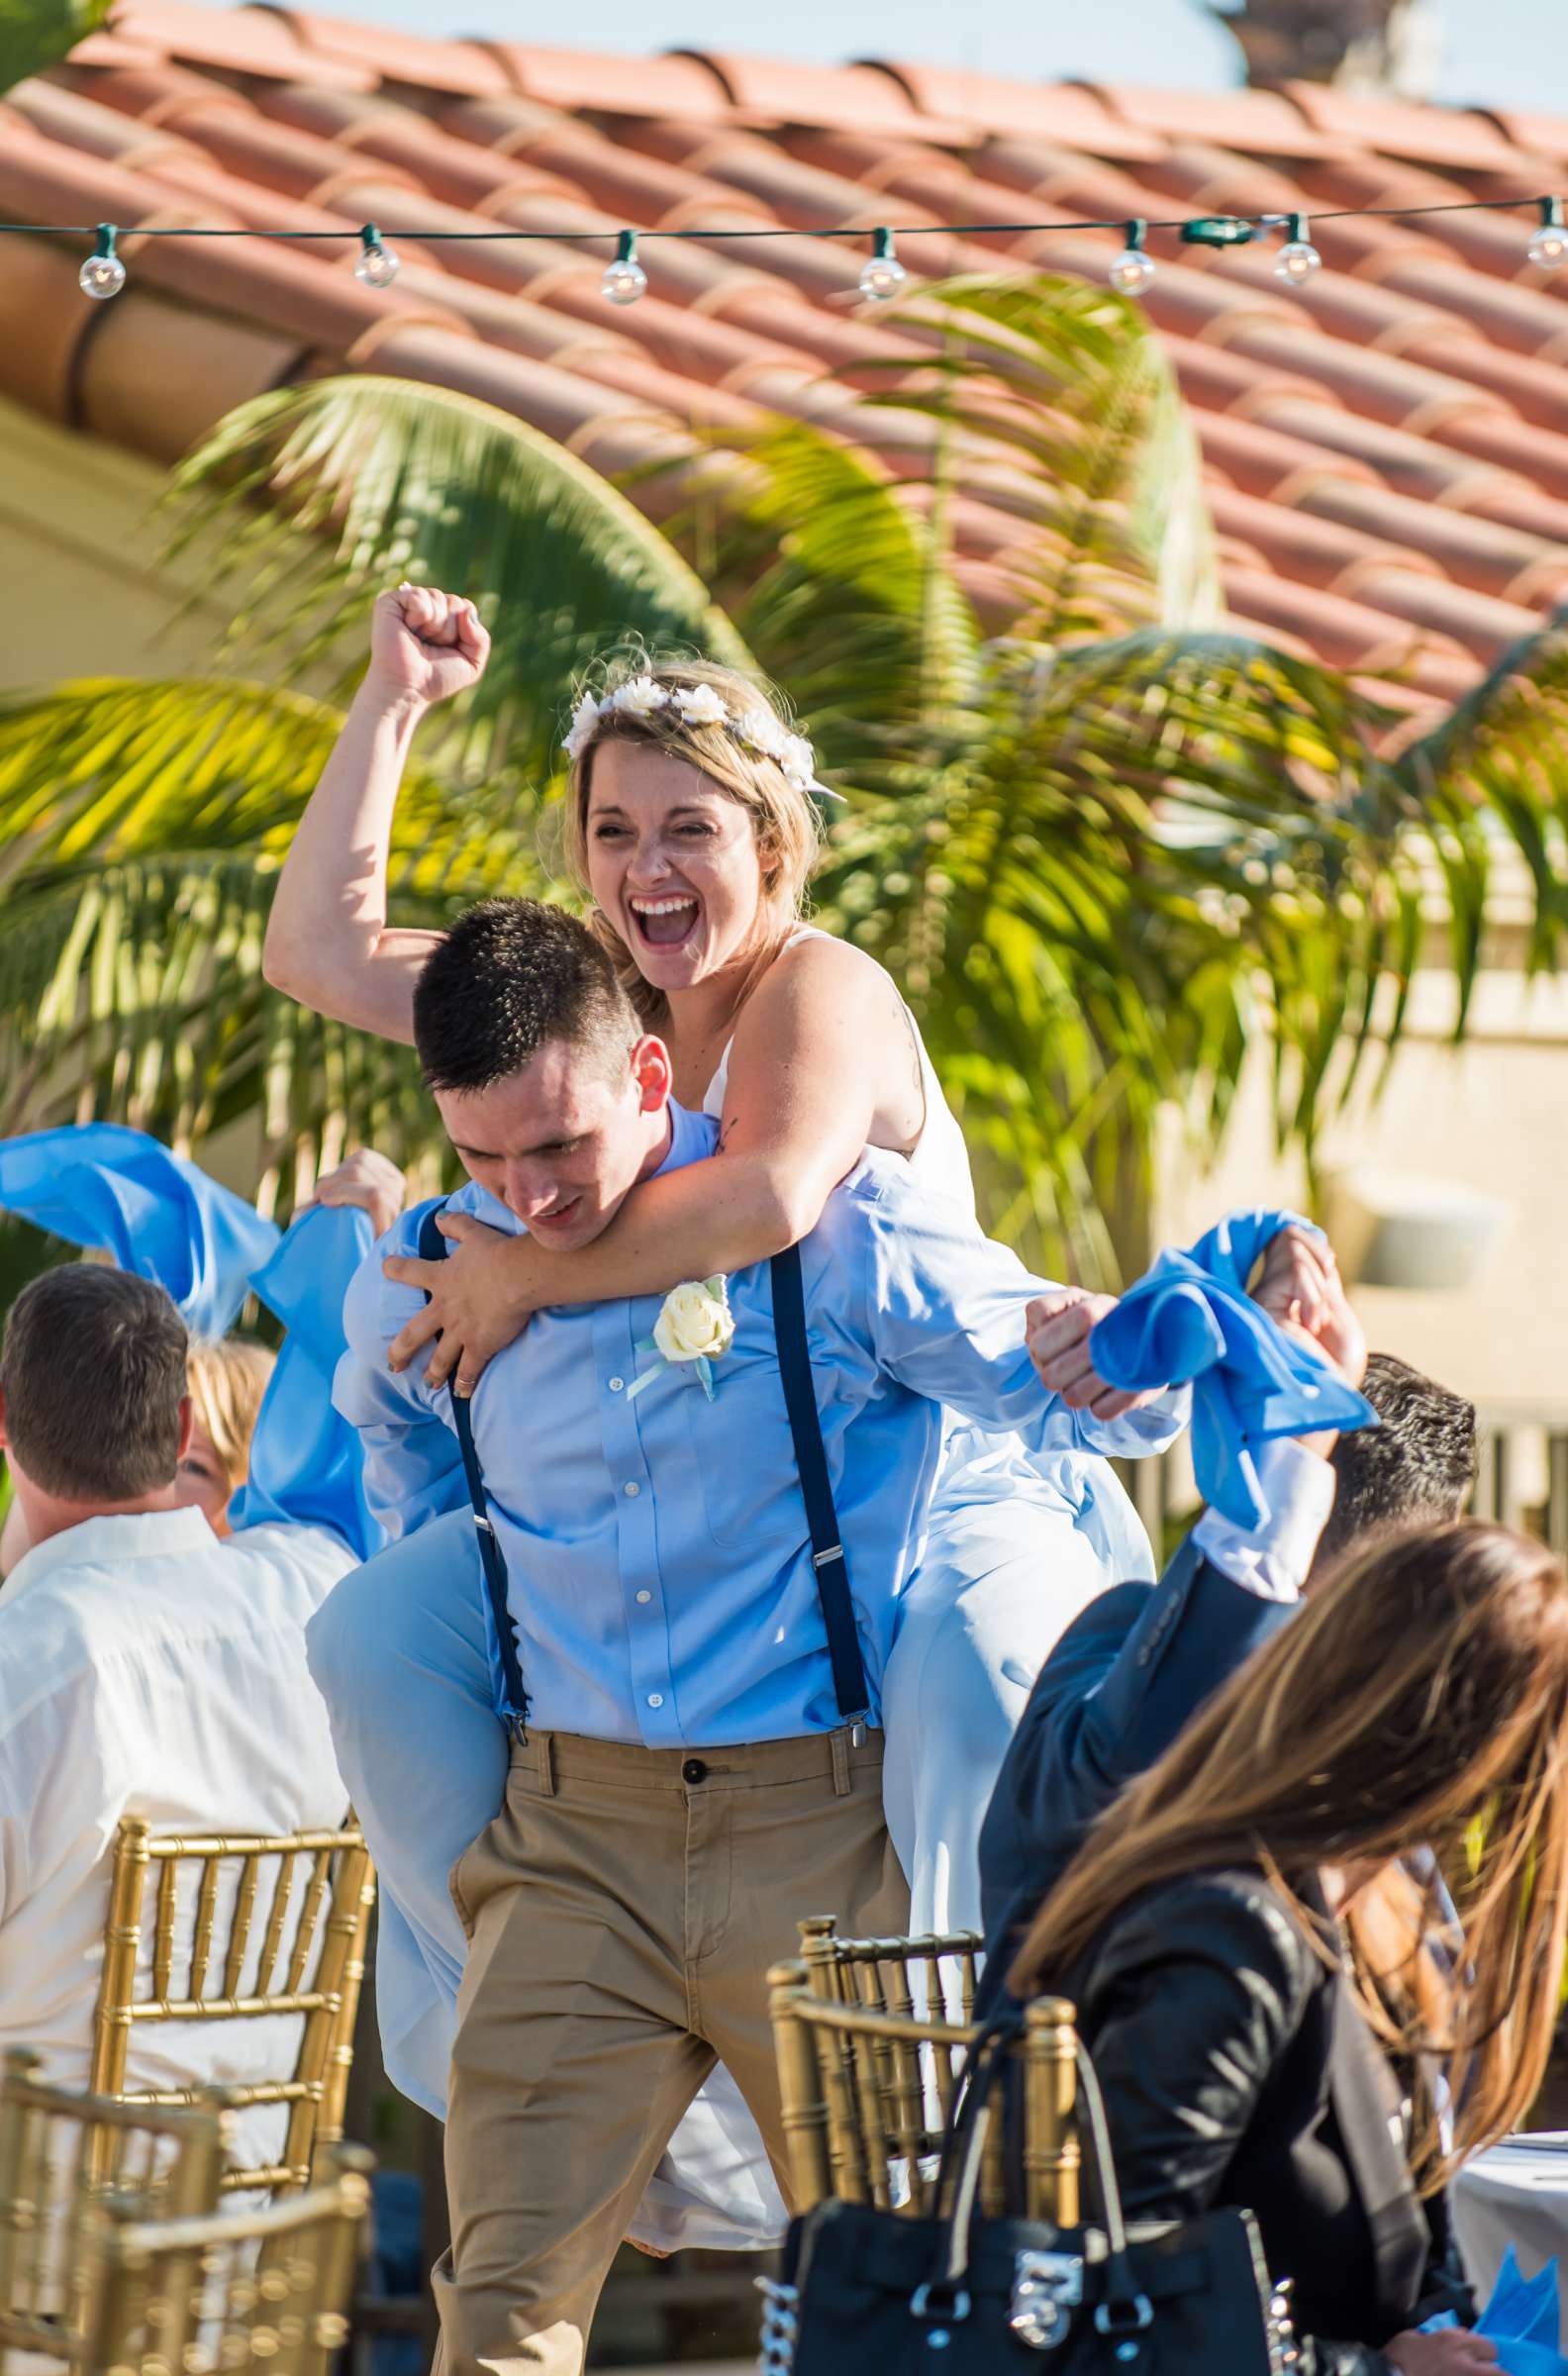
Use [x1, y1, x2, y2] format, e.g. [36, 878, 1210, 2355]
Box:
[416, 1205, 871, 1743]
[418, 1207, 531, 1736]
[768, 1243, 871, 1739]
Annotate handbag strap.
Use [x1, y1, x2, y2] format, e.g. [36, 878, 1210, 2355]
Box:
[770, 1242, 871, 1735]
[417, 1204, 531, 1739]
[925, 2019, 1154, 2342]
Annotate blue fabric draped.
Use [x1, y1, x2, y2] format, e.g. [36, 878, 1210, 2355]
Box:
[230, 1206, 382, 1560]
[1089, 1209, 1376, 1531]
[0, 1124, 279, 1337]
[1424, 2246, 1564, 2371]
[0, 1123, 380, 1561]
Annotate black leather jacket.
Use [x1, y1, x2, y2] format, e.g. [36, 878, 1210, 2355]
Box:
[1052, 1867, 1473, 2376]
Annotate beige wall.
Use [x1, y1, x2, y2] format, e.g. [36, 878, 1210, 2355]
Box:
[0, 398, 239, 687]
[1155, 965, 1568, 1417]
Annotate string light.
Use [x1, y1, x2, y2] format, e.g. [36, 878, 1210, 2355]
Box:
[601, 229, 647, 306]
[20, 189, 1563, 309]
[858, 227, 907, 301]
[1528, 196, 1567, 270]
[354, 223, 399, 287]
[78, 223, 125, 301]
[1109, 219, 1156, 297]
[1275, 212, 1323, 287]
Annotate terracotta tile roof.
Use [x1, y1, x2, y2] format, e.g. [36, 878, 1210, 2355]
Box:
[5, 2, 1568, 707]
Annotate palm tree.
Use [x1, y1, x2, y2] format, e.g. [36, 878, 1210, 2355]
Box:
[0, 272, 1556, 1277]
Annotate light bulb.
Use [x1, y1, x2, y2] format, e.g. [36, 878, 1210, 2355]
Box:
[79, 250, 127, 300]
[859, 229, 907, 302]
[1528, 201, 1567, 270]
[79, 225, 125, 301]
[602, 231, 647, 305]
[1109, 246, 1155, 295]
[1275, 238, 1322, 285]
[355, 229, 400, 287]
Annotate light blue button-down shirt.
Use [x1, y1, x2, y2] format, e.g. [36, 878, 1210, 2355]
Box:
[334, 1103, 1186, 1749]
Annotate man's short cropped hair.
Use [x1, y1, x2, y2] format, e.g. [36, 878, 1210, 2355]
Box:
[0, 1264, 188, 1502]
[1314, 1352, 1478, 1574]
[414, 900, 641, 1093]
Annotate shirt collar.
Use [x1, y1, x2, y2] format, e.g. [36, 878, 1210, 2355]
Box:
[3, 1506, 214, 1604]
[655, 1100, 718, 1179]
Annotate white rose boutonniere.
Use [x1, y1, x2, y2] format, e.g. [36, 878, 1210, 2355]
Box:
[627, 1276, 735, 1404]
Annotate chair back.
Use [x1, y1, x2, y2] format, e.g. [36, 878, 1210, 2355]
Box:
[769, 1922, 1079, 2225]
[89, 1820, 374, 2197]
[0, 2047, 224, 2371]
[797, 1913, 982, 2025]
[81, 2144, 372, 2376]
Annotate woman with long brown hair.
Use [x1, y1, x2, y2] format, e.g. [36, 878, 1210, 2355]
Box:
[1011, 1520, 1568, 2375]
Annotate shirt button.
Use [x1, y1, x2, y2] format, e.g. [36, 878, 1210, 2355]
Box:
[609, 1376, 626, 1393]
[636, 1590, 652, 1605]
[623, 1481, 640, 1498]
[647, 1693, 663, 1710]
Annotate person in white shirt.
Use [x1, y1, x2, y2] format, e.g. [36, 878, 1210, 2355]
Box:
[0, 1258, 355, 2174]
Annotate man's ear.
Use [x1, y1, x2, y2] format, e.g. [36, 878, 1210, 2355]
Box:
[0, 1384, 9, 1452]
[175, 1394, 195, 1462]
[631, 1035, 673, 1115]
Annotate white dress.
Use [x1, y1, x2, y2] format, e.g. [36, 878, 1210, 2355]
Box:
[661, 931, 1157, 2249]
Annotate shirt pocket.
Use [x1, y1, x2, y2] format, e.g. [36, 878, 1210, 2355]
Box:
[683, 1341, 800, 1551]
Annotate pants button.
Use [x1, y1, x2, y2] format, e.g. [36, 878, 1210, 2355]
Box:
[682, 1758, 708, 1785]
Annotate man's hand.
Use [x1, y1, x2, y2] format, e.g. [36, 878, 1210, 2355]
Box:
[365, 585, 490, 712]
[1252, 1227, 1367, 1391]
[1386, 2329, 1498, 2373]
[1027, 1288, 1163, 1424]
[304, 1149, 407, 1246]
[382, 1211, 536, 1396]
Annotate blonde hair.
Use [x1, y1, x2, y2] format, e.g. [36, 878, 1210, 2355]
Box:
[184, 1336, 275, 1492]
[559, 651, 822, 1021]
[1011, 1521, 1568, 2191]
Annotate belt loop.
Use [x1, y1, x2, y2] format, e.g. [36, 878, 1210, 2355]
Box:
[529, 1730, 556, 1797]
[830, 1728, 851, 1798]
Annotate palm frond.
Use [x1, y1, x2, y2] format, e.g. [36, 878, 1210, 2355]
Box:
[1395, 606, 1568, 983]
[163, 377, 756, 793]
[0, 1, 109, 96]
[0, 679, 551, 1208]
[855, 276, 1223, 640]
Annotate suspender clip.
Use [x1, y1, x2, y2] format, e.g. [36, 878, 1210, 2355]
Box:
[812, 1544, 845, 1570]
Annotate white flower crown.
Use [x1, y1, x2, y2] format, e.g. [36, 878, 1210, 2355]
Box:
[562, 677, 839, 799]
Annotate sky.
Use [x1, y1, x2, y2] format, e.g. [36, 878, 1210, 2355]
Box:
[309, 0, 1568, 116]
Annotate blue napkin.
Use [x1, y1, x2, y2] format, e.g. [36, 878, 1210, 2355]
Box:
[1424, 2248, 1564, 2370]
[0, 1123, 279, 1337]
[1088, 1209, 1377, 1531]
[229, 1205, 383, 1561]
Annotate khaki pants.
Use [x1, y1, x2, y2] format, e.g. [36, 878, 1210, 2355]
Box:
[433, 1726, 906, 2376]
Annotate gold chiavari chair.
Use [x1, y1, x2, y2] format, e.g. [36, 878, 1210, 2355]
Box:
[0, 2047, 226, 2373]
[81, 2143, 373, 2376]
[796, 1913, 983, 2024]
[769, 1941, 1079, 2225]
[89, 1820, 375, 2197]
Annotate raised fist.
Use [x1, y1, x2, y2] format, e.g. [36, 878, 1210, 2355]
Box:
[366, 584, 490, 710]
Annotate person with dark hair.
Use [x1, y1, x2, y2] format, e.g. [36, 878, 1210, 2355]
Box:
[320, 892, 1193, 2376]
[0, 1252, 357, 2167]
[1315, 1352, 1479, 1575]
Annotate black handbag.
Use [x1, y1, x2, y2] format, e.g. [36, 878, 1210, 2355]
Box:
[760, 2021, 1298, 2374]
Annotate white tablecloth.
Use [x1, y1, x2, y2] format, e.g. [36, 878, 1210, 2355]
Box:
[1452, 2131, 1568, 2342]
